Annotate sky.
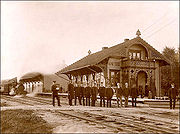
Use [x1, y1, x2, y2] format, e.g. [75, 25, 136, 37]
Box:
[1, 1, 179, 80]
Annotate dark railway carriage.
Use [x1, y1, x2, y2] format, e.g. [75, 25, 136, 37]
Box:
[0, 83, 10, 95]
[0, 77, 17, 95]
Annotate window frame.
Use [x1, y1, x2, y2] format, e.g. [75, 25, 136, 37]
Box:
[109, 69, 120, 87]
[129, 49, 141, 60]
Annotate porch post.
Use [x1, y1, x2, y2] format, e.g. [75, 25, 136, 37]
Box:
[159, 66, 161, 97]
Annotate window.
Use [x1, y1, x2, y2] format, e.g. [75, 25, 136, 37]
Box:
[129, 52, 132, 59]
[129, 50, 141, 59]
[137, 53, 140, 59]
[110, 70, 120, 87]
[111, 72, 115, 77]
[133, 53, 136, 59]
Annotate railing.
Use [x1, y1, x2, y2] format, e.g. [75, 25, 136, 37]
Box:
[122, 59, 155, 68]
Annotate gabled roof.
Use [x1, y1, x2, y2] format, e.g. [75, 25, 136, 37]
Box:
[58, 37, 170, 74]
[20, 72, 43, 82]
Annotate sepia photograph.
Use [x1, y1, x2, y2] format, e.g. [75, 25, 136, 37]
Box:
[1, 1, 179, 133]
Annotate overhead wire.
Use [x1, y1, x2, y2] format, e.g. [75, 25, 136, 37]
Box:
[142, 11, 169, 33]
[142, 11, 178, 38]
[144, 18, 177, 38]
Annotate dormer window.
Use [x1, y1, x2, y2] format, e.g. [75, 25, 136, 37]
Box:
[129, 50, 141, 59]
[128, 44, 148, 60]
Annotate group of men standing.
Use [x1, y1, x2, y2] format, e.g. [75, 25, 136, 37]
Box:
[53, 79, 179, 109]
[68, 81, 114, 107]
[116, 80, 179, 109]
[67, 79, 140, 108]
[115, 80, 138, 108]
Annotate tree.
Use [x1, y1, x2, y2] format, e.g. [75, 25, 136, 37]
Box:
[161, 46, 179, 96]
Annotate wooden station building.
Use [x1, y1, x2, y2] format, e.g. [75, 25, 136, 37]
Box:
[56, 30, 170, 97]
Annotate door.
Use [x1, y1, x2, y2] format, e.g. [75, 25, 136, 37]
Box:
[137, 71, 147, 96]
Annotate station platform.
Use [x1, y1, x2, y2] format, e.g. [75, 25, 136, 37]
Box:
[36, 92, 179, 109]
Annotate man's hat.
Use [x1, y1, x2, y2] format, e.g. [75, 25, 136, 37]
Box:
[53, 81, 56, 83]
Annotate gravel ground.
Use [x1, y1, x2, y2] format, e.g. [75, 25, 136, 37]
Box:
[1, 96, 179, 133]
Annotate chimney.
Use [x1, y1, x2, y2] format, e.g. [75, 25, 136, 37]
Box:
[124, 39, 129, 42]
[102, 47, 108, 50]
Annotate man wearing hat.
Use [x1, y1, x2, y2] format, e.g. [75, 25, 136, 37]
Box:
[68, 80, 74, 106]
[130, 78, 138, 107]
[79, 82, 85, 106]
[91, 81, 98, 106]
[123, 82, 130, 107]
[168, 82, 178, 109]
[99, 81, 106, 107]
[85, 82, 91, 106]
[116, 83, 123, 107]
[106, 81, 114, 108]
[51, 81, 61, 106]
[74, 82, 82, 105]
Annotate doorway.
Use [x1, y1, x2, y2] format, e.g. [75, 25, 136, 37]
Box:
[137, 71, 147, 96]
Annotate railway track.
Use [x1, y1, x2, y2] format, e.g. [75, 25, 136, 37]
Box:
[1, 95, 179, 133]
[77, 110, 179, 134]
[110, 111, 179, 126]
[1, 95, 66, 106]
[1, 95, 35, 106]
[53, 110, 134, 133]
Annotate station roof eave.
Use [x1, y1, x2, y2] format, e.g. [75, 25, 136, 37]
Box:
[61, 64, 103, 76]
[61, 65, 91, 74]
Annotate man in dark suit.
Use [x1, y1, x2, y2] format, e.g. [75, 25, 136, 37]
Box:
[130, 83, 138, 107]
[123, 82, 130, 107]
[116, 83, 123, 107]
[68, 81, 74, 106]
[106, 82, 114, 108]
[74, 83, 81, 105]
[168, 83, 178, 109]
[91, 82, 98, 106]
[99, 82, 106, 107]
[85, 82, 91, 106]
[51, 81, 61, 107]
[80, 82, 85, 106]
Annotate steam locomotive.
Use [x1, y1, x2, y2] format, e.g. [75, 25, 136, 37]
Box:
[0, 77, 17, 95]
